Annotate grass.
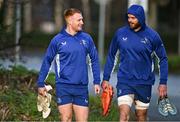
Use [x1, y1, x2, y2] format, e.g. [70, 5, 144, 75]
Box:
[0, 65, 137, 121]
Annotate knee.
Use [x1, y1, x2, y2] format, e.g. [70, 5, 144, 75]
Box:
[120, 112, 129, 122]
[136, 110, 147, 116]
[59, 113, 72, 122]
[135, 109, 147, 121]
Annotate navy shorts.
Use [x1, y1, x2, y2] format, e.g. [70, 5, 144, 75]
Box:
[56, 84, 89, 106]
[117, 83, 152, 103]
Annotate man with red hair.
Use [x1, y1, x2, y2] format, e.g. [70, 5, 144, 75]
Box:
[37, 8, 101, 121]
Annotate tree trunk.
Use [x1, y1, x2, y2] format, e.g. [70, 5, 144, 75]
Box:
[23, 0, 32, 33]
[149, 0, 157, 29]
[0, 0, 3, 9]
[4, 0, 14, 32]
[105, 2, 112, 34]
[82, 0, 91, 33]
[54, 0, 63, 32]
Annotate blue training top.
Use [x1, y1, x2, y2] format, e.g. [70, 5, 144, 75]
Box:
[37, 27, 100, 87]
[103, 4, 168, 85]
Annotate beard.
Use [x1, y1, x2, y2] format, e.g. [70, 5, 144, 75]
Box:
[129, 22, 141, 30]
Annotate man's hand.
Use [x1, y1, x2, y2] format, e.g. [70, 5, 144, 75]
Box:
[101, 80, 110, 91]
[38, 87, 47, 96]
[158, 84, 167, 98]
[94, 84, 101, 94]
[101, 81, 114, 116]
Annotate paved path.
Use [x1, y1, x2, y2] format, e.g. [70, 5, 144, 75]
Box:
[88, 72, 180, 121]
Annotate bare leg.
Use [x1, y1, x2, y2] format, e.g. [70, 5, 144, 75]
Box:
[135, 109, 148, 122]
[58, 103, 73, 122]
[73, 104, 89, 122]
[119, 104, 131, 122]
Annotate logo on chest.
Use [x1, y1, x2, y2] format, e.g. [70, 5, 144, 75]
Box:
[122, 37, 128, 42]
[61, 41, 67, 46]
[141, 37, 149, 44]
[80, 39, 87, 46]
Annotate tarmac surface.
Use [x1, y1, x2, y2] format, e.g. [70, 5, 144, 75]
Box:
[89, 72, 180, 121]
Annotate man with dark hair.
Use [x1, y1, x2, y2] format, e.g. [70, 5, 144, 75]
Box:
[102, 4, 168, 121]
[37, 8, 101, 121]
